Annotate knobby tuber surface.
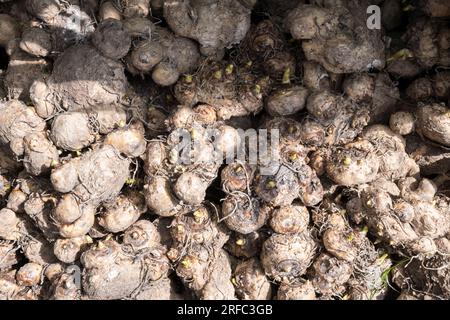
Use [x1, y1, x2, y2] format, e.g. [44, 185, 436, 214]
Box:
[1, 0, 450, 301]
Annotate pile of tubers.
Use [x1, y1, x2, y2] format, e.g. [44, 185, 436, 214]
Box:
[1, 0, 450, 300]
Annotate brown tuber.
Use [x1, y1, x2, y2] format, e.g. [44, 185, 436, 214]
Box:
[163, 0, 254, 57]
[261, 232, 316, 283]
[233, 258, 272, 300]
[92, 19, 131, 60]
[98, 191, 146, 233]
[19, 28, 52, 57]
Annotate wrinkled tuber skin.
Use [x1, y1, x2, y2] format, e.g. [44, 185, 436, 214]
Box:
[163, 0, 253, 56]
[0, 100, 46, 157]
[381, 0, 402, 31]
[392, 255, 450, 300]
[152, 217, 174, 248]
[326, 125, 419, 186]
[173, 172, 211, 205]
[270, 204, 310, 235]
[313, 205, 393, 300]
[261, 231, 316, 284]
[169, 205, 230, 297]
[221, 196, 270, 234]
[252, 118, 325, 207]
[360, 177, 450, 255]
[129, 25, 200, 86]
[314, 208, 363, 263]
[23, 233, 58, 265]
[416, 103, 450, 147]
[371, 73, 400, 124]
[0, 241, 19, 270]
[144, 175, 181, 217]
[302, 61, 331, 92]
[6, 174, 45, 215]
[82, 237, 169, 300]
[5, 39, 51, 103]
[25, 0, 62, 24]
[149, 167, 215, 214]
[27, 1, 95, 53]
[253, 166, 300, 207]
[304, 91, 370, 146]
[54, 203, 96, 239]
[99, 1, 122, 21]
[123, 220, 161, 251]
[1, 0, 450, 302]
[233, 258, 272, 300]
[122, 0, 151, 18]
[16, 262, 43, 286]
[403, 18, 449, 69]
[361, 125, 419, 181]
[201, 249, 235, 300]
[48, 144, 127, 239]
[174, 242, 230, 296]
[50, 104, 127, 151]
[169, 206, 228, 249]
[266, 86, 309, 117]
[343, 73, 376, 104]
[347, 253, 392, 300]
[23, 132, 59, 176]
[98, 191, 146, 233]
[386, 56, 423, 80]
[265, 117, 317, 155]
[237, 19, 296, 81]
[390, 111, 415, 136]
[396, 292, 420, 300]
[221, 162, 255, 194]
[406, 77, 434, 102]
[53, 235, 92, 263]
[0, 270, 23, 300]
[311, 253, 352, 296]
[326, 139, 380, 186]
[343, 73, 400, 124]
[0, 208, 31, 241]
[51, 144, 130, 205]
[81, 239, 145, 299]
[134, 277, 184, 300]
[438, 28, 450, 67]
[47, 268, 81, 300]
[30, 45, 128, 119]
[92, 19, 131, 60]
[20, 27, 52, 57]
[145, 107, 241, 216]
[286, 1, 385, 74]
[277, 280, 317, 300]
[122, 220, 171, 284]
[174, 60, 271, 120]
[23, 189, 61, 240]
[50, 112, 96, 151]
[104, 121, 147, 158]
